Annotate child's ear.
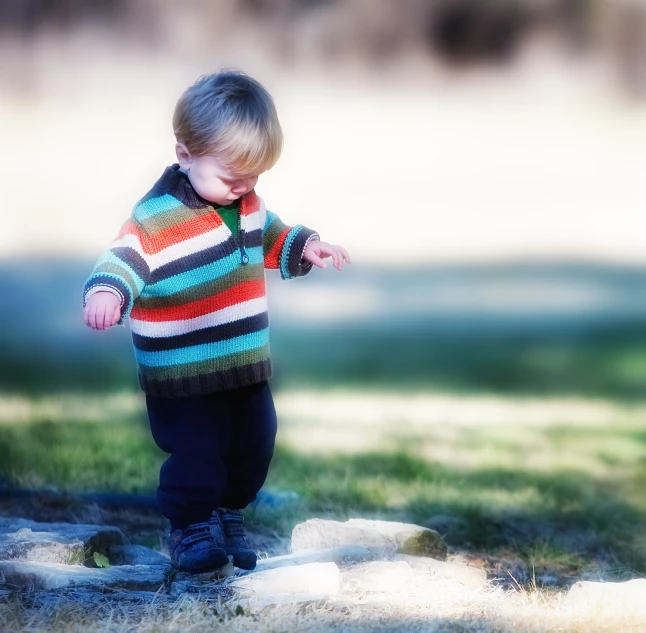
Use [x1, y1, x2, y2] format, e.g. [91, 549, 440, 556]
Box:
[175, 143, 192, 170]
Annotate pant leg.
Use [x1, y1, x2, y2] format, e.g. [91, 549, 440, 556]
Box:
[219, 381, 278, 509]
[146, 392, 233, 529]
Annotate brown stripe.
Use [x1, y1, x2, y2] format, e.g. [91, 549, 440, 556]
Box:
[95, 262, 141, 297]
[139, 359, 272, 398]
[135, 264, 265, 309]
[263, 216, 288, 253]
[134, 205, 217, 237]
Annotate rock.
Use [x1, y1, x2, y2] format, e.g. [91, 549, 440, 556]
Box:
[392, 554, 487, 589]
[0, 517, 126, 565]
[108, 544, 170, 567]
[341, 561, 417, 593]
[230, 562, 340, 597]
[565, 579, 646, 614]
[291, 519, 447, 561]
[169, 561, 235, 595]
[253, 547, 373, 573]
[0, 561, 167, 591]
[169, 561, 236, 598]
[235, 592, 327, 614]
[24, 587, 178, 612]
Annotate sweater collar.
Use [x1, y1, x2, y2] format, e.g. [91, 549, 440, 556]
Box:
[158, 164, 258, 212]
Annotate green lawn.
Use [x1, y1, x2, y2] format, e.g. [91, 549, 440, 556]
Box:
[1, 389, 645, 583]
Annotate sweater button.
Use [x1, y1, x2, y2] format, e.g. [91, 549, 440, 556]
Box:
[241, 253, 249, 265]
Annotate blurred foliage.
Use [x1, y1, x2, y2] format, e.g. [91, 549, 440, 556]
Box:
[3, 259, 646, 398]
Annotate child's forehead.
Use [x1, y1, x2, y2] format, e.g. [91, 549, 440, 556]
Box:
[202, 154, 258, 179]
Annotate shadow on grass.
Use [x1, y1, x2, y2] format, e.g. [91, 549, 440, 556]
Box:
[265, 445, 646, 576]
[1, 417, 645, 580]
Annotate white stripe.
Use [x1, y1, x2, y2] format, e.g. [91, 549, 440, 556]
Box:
[241, 197, 266, 232]
[114, 201, 267, 270]
[109, 233, 145, 252]
[111, 224, 232, 271]
[84, 285, 124, 304]
[147, 224, 231, 270]
[129, 296, 268, 337]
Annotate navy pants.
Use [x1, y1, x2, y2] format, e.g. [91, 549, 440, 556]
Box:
[146, 381, 277, 530]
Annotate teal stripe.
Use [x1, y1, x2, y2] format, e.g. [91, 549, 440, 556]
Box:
[135, 194, 184, 221]
[135, 329, 270, 367]
[280, 226, 303, 279]
[264, 210, 278, 231]
[143, 246, 264, 297]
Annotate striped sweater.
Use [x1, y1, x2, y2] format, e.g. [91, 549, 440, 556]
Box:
[83, 164, 318, 398]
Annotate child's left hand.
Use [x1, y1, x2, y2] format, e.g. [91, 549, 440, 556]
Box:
[303, 240, 351, 271]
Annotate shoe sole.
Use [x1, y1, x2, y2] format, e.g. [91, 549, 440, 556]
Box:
[173, 549, 229, 574]
[228, 551, 257, 571]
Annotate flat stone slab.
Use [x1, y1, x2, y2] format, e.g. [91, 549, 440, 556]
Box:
[235, 592, 328, 614]
[0, 517, 126, 565]
[108, 544, 170, 567]
[291, 519, 447, 561]
[169, 561, 236, 598]
[230, 562, 340, 597]
[565, 579, 646, 614]
[0, 560, 167, 591]
[392, 554, 487, 589]
[253, 547, 373, 573]
[341, 561, 417, 593]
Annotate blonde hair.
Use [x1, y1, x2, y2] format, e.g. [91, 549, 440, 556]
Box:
[173, 70, 283, 175]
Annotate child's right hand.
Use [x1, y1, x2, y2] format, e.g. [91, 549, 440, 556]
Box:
[84, 291, 122, 330]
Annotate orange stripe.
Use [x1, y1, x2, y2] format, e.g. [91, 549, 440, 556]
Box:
[264, 228, 289, 269]
[118, 215, 223, 255]
[130, 279, 266, 322]
[239, 191, 260, 216]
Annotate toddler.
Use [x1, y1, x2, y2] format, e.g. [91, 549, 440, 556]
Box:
[83, 70, 350, 573]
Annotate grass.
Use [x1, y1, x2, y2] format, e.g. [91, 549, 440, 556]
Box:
[1, 389, 646, 584]
[3, 579, 646, 633]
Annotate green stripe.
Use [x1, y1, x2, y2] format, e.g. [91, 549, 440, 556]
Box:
[94, 262, 141, 298]
[263, 218, 288, 254]
[138, 344, 270, 380]
[136, 263, 265, 309]
[134, 205, 216, 237]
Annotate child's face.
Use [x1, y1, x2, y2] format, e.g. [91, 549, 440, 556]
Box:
[176, 145, 259, 206]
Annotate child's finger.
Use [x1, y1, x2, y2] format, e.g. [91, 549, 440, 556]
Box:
[87, 304, 97, 329]
[96, 305, 107, 330]
[340, 247, 352, 264]
[307, 252, 327, 268]
[111, 304, 121, 326]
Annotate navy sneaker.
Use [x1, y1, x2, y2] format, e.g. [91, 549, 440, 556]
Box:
[168, 521, 229, 573]
[211, 508, 257, 570]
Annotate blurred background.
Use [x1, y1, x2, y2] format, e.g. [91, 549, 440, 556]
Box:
[2, 0, 646, 395]
[1, 0, 646, 582]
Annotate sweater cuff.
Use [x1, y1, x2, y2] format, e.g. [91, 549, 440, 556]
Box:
[83, 274, 132, 324]
[279, 226, 319, 280]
